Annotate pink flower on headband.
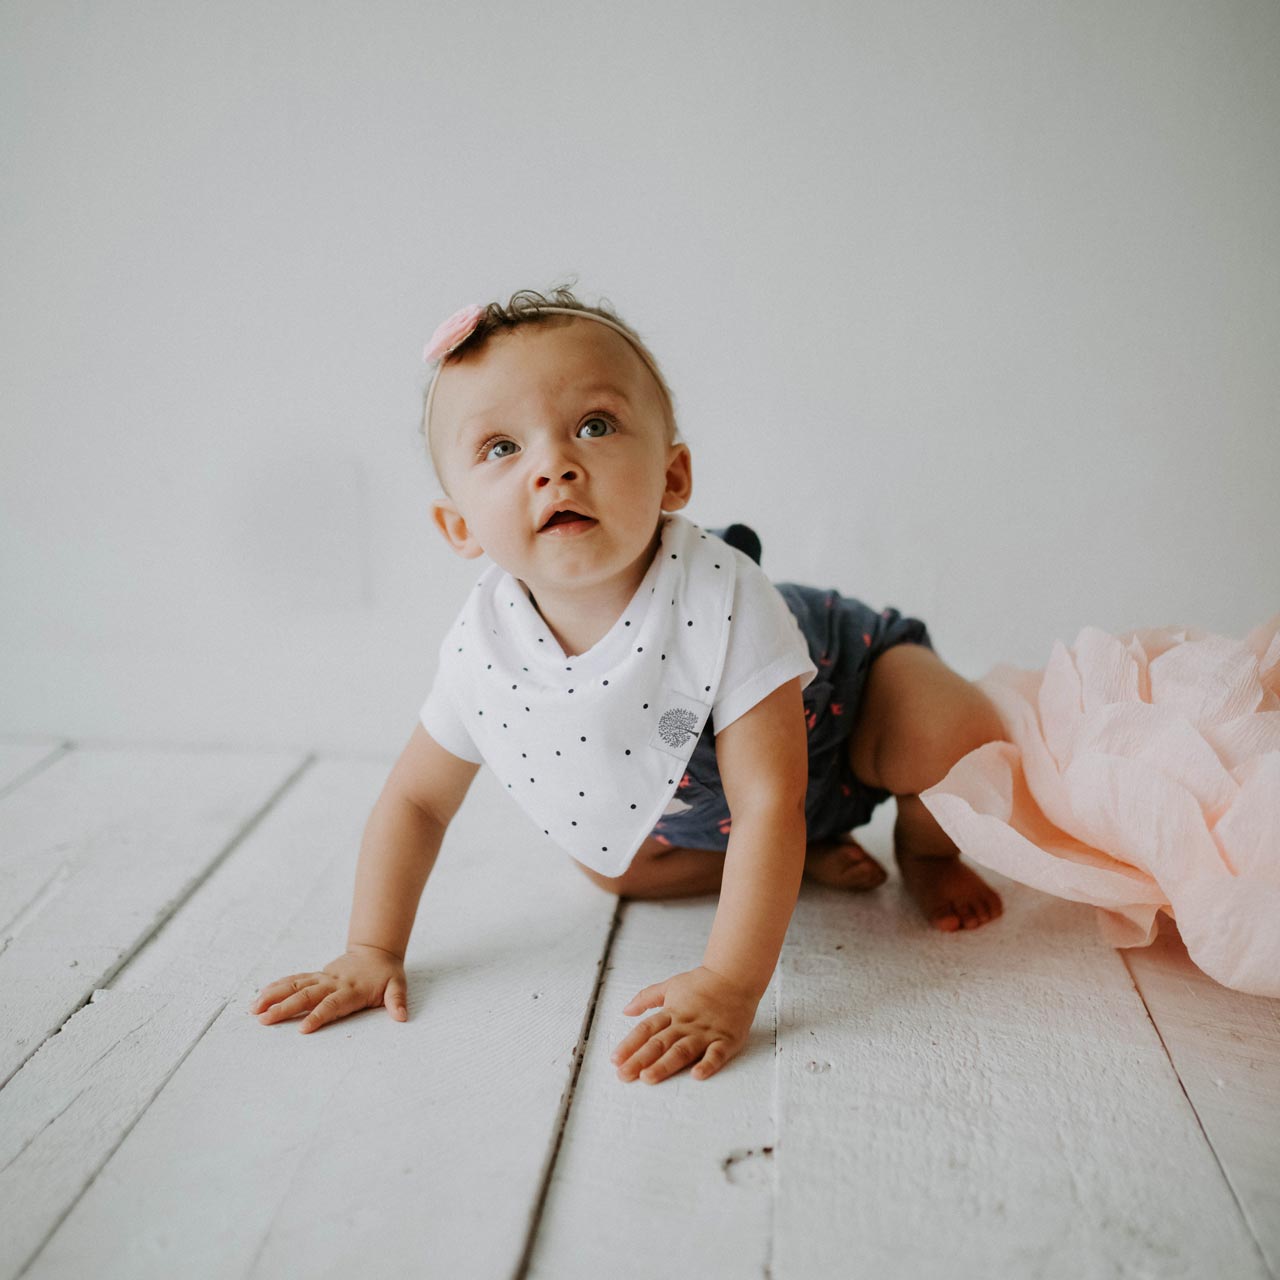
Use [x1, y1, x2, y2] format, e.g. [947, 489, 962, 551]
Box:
[422, 303, 484, 363]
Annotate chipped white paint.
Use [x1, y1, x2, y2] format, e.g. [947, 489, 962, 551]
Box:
[18, 764, 616, 1280]
[1125, 918, 1280, 1277]
[773, 854, 1269, 1279]
[0, 745, 304, 1087]
[0, 986, 223, 1279]
[528, 896, 779, 1278]
[0, 748, 1276, 1279]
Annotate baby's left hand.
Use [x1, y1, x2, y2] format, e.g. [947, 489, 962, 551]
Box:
[611, 965, 760, 1084]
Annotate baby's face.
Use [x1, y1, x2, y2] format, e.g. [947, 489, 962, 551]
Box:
[429, 317, 692, 601]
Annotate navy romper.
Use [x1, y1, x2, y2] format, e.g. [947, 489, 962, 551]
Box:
[648, 525, 934, 851]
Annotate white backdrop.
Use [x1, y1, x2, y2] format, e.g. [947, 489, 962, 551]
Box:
[3, 1, 1277, 756]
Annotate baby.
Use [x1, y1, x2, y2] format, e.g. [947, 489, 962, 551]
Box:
[251, 287, 1007, 1085]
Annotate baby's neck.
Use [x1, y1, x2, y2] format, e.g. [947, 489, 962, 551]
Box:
[528, 590, 628, 657]
[523, 529, 661, 658]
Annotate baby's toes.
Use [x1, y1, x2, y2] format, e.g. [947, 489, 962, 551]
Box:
[805, 840, 887, 892]
[931, 905, 962, 931]
[845, 853, 887, 890]
[966, 890, 1004, 928]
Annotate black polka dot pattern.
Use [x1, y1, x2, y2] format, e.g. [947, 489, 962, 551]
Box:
[441, 514, 745, 875]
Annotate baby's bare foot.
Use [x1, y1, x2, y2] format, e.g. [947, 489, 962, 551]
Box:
[804, 836, 888, 892]
[895, 848, 1003, 931]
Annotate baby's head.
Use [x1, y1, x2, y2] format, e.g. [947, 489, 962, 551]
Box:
[422, 287, 693, 600]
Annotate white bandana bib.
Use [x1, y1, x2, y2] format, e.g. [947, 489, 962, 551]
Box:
[432, 514, 737, 876]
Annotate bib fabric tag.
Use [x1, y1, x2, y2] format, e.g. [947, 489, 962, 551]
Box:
[648, 688, 712, 760]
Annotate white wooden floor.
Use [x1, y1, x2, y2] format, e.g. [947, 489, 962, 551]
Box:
[1, 737, 1276, 1280]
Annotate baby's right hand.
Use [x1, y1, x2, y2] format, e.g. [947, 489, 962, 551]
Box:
[250, 944, 409, 1034]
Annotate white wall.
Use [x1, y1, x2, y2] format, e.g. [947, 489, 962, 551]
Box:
[3, 0, 1277, 756]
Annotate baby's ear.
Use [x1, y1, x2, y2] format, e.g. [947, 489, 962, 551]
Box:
[661, 443, 693, 512]
[431, 499, 485, 559]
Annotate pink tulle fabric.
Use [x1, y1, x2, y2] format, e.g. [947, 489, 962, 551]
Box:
[920, 615, 1280, 997]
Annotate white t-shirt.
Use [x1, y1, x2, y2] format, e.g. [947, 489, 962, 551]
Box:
[419, 514, 816, 875]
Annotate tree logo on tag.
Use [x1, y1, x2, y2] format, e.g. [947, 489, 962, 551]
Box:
[658, 707, 699, 748]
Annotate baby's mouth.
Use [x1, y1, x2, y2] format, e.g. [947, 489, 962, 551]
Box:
[539, 510, 597, 532]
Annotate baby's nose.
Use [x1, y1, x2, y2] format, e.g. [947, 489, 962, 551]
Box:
[536, 465, 579, 487]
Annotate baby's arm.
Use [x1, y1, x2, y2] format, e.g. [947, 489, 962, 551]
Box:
[611, 677, 808, 1083]
[252, 724, 479, 1032]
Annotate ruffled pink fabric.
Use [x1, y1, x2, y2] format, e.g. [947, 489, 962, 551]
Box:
[920, 615, 1280, 996]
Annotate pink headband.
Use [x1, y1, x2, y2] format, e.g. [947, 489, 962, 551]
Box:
[421, 303, 668, 436]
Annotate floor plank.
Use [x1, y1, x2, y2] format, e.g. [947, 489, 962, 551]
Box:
[18, 764, 617, 1280]
[0, 986, 223, 1280]
[1126, 917, 1280, 1278]
[770, 846, 1268, 1279]
[4, 745, 1275, 1279]
[0, 745, 306, 1088]
[528, 895, 779, 1278]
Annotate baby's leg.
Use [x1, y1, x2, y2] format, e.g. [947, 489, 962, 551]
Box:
[847, 643, 1006, 931]
[573, 835, 885, 900]
[801, 835, 887, 892]
[575, 838, 728, 899]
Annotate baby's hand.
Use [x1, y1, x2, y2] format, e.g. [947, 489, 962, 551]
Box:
[250, 944, 409, 1034]
[611, 965, 760, 1085]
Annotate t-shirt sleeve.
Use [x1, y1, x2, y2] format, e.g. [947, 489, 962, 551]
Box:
[419, 668, 484, 764]
[712, 560, 818, 733]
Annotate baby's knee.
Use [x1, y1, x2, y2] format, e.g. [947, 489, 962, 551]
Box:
[570, 854, 658, 898]
[852, 652, 1006, 795]
[923, 682, 1006, 782]
[954, 680, 1005, 745]
[571, 857, 627, 895]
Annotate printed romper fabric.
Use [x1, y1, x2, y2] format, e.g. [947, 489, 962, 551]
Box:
[651, 527, 935, 852]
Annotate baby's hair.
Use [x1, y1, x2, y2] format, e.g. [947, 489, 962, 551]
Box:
[420, 283, 680, 483]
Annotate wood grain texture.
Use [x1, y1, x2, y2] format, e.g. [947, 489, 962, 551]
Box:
[0, 986, 223, 1280]
[3, 748, 1276, 1280]
[1125, 917, 1279, 1278]
[772, 856, 1269, 1279]
[0, 745, 305, 1088]
[0, 745, 322, 1277]
[528, 895, 779, 1278]
[20, 764, 618, 1280]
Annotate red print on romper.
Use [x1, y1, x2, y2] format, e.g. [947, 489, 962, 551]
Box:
[718, 816, 733, 836]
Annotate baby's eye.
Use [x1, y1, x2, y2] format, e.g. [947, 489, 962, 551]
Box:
[482, 438, 519, 461]
[577, 416, 616, 439]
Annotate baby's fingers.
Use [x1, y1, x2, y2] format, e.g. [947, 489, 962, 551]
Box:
[691, 1040, 730, 1081]
[611, 1013, 672, 1070]
[637, 1035, 705, 1084]
[298, 988, 367, 1034]
[255, 981, 329, 1025]
[250, 974, 316, 1014]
